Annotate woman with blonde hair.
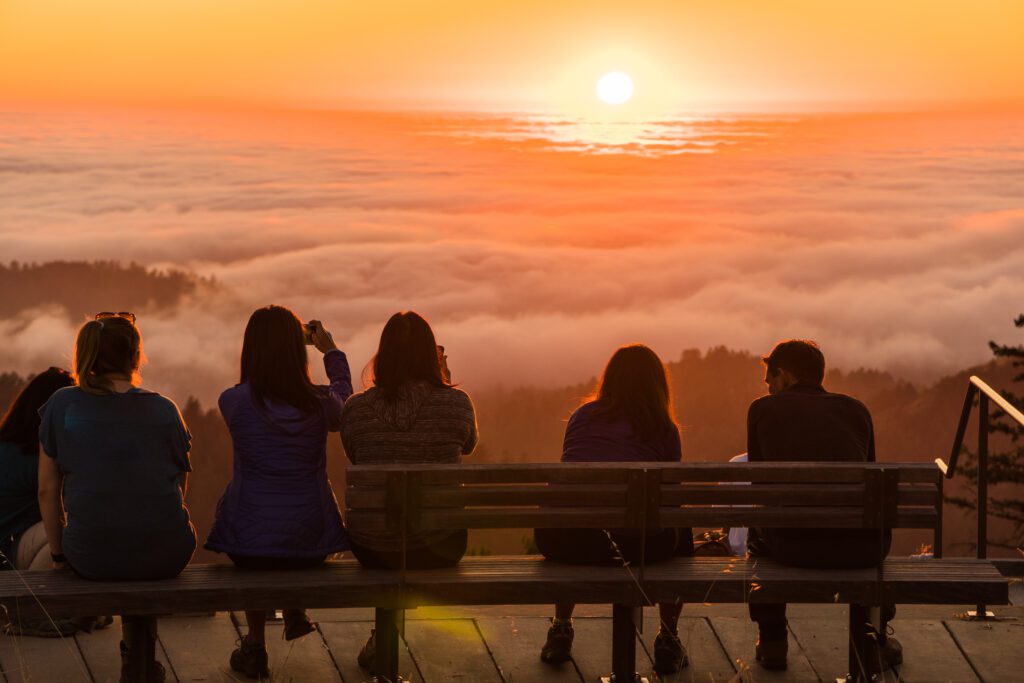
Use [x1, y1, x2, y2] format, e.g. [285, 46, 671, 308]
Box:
[38, 312, 195, 682]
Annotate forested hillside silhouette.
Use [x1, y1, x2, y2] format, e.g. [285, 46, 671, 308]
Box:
[4, 348, 1019, 561]
[0, 260, 209, 321]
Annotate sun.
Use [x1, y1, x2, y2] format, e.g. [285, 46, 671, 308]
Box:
[596, 71, 634, 105]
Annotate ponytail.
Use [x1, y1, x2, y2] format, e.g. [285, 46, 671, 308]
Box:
[73, 317, 142, 394]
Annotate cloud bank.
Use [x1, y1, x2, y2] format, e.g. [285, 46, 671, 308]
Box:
[1, 107, 1022, 406]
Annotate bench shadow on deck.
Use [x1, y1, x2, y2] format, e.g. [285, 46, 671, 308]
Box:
[1, 600, 1021, 683]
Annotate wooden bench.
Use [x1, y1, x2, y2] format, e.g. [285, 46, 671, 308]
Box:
[0, 462, 1009, 683]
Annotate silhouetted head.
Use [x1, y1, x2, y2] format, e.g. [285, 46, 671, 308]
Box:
[0, 367, 75, 455]
[74, 315, 143, 394]
[762, 339, 825, 393]
[372, 311, 447, 398]
[240, 305, 320, 413]
[592, 344, 677, 440]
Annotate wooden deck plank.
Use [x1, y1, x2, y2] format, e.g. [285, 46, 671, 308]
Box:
[786, 613, 898, 683]
[231, 613, 342, 683]
[0, 630, 92, 683]
[944, 618, 1024, 683]
[317, 620, 419, 683]
[707, 615, 818, 682]
[475, 616, 583, 683]
[887, 619, 979, 683]
[155, 613, 243, 683]
[401, 614, 503, 682]
[640, 613, 735, 682]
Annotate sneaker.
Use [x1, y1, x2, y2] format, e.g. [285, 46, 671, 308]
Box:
[653, 629, 689, 674]
[540, 621, 574, 664]
[119, 640, 167, 683]
[357, 629, 375, 671]
[229, 636, 270, 679]
[864, 635, 903, 675]
[755, 637, 788, 671]
[282, 609, 317, 641]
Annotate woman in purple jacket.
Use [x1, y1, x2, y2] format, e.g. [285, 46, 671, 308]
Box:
[535, 344, 693, 676]
[205, 305, 352, 680]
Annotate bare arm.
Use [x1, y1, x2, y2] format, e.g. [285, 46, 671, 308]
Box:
[37, 445, 65, 564]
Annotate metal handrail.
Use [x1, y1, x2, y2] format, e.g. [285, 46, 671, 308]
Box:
[937, 375, 1024, 619]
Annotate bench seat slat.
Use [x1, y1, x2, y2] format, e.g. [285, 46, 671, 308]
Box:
[0, 557, 1005, 620]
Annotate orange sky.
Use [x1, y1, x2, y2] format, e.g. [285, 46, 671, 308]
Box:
[2, 0, 1023, 112]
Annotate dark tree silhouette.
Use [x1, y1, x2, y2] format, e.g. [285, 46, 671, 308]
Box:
[947, 314, 1024, 551]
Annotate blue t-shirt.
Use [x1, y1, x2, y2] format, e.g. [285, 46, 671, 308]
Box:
[0, 440, 42, 568]
[38, 386, 196, 580]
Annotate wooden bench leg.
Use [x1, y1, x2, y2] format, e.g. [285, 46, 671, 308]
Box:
[374, 607, 403, 683]
[602, 604, 644, 683]
[122, 615, 157, 683]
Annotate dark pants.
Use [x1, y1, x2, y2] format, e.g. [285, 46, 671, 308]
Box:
[747, 528, 894, 640]
[534, 527, 694, 566]
[349, 530, 468, 570]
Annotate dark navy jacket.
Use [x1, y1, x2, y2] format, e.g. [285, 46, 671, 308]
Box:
[747, 382, 888, 569]
[205, 350, 353, 558]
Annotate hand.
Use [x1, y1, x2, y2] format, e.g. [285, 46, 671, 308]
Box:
[52, 560, 67, 570]
[438, 345, 451, 383]
[307, 320, 339, 354]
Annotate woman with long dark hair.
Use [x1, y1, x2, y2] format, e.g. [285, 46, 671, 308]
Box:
[205, 305, 352, 680]
[38, 313, 196, 681]
[0, 368, 81, 636]
[534, 344, 693, 676]
[340, 311, 477, 672]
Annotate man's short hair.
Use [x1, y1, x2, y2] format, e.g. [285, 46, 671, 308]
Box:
[762, 339, 825, 385]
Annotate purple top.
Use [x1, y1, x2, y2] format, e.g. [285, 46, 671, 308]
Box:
[205, 350, 353, 558]
[561, 400, 681, 463]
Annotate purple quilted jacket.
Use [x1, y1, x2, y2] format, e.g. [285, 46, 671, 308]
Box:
[205, 350, 352, 558]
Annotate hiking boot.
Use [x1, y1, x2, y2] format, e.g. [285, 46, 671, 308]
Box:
[864, 635, 903, 675]
[119, 640, 167, 683]
[653, 629, 689, 674]
[229, 636, 270, 680]
[540, 620, 574, 664]
[755, 637, 788, 671]
[282, 609, 317, 641]
[357, 629, 375, 671]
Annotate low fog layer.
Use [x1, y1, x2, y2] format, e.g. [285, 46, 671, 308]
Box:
[1, 108, 1022, 406]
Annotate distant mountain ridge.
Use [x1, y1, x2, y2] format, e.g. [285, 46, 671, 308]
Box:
[0, 260, 210, 322]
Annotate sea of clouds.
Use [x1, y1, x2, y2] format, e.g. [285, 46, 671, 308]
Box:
[1, 107, 1022, 406]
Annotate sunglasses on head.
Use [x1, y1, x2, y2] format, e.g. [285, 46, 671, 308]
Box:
[95, 311, 137, 325]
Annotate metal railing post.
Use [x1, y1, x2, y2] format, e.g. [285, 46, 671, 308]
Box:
[975, 393, 990, 619]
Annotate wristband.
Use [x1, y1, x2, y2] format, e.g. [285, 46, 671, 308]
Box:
[51, 552, 66, 563]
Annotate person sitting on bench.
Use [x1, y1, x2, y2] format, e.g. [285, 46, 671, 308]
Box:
[534, 344, 693, 676]
[204, 306, 353, 680]
[0, 367, 88, 638]
[746, 339, 901, 673]
[340, 310, 478, 672]
[38, 313, 196, 683]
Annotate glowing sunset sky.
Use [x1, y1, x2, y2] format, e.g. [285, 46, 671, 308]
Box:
[2, 0, 1022, 112]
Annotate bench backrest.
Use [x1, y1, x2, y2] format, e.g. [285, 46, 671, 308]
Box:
[345, 462, 943, 539]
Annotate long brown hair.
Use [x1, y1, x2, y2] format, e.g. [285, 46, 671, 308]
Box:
[240, 305, 321, 413]
[372, 311, 447, 398]
[74, 317, 143, 394]
[589, 344, 677, 440]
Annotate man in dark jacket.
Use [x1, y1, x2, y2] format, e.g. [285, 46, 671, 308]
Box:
[746, 339, 901, 673]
